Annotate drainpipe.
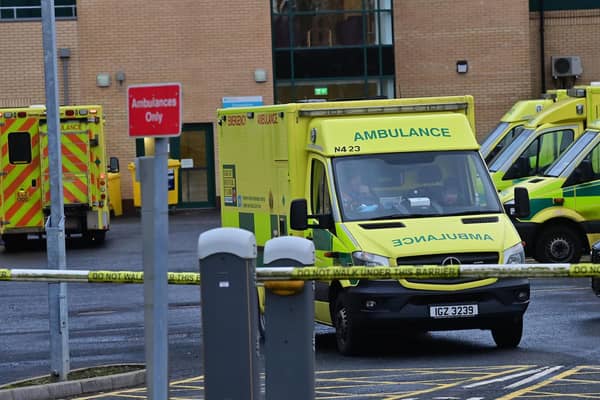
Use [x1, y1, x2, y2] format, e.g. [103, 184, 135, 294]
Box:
[539, 0, 546, 93]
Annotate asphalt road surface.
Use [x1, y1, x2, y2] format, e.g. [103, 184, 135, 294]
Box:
[1, 210, 599, 399]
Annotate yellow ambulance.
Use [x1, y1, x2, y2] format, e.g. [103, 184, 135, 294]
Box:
[480, 90, 568, 165]
[218, 97, 531, 355]
[0, 105, 111, 250]
[481, 97, 556, 165]
[488, 86, 600, 191]
[500, 122, 600, 263]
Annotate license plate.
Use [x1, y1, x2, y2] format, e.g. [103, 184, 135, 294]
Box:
[429, 304, 478, 318]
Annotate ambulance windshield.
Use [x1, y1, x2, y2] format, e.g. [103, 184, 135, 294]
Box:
[333, 151, 502, 222]
[480, 122, 509, 158]
[480, 122, 525, 165]
[488, 128, 535, 172]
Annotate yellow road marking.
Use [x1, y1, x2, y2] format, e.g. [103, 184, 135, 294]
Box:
[68, 365, 600, 399]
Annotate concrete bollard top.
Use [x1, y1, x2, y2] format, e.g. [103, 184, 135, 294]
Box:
[197, 227, 257, 260]
[264, 236, 315, 266]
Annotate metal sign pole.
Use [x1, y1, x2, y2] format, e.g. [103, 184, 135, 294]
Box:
[140, 138, 169, 400]
[41, 0, 69, 381]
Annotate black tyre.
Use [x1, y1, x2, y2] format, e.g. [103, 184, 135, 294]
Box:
[2, 233, 27, 252]
[592, 277, 600, 297]
[85, 230, 106, 246]
[491, 316, 523, 349]
[534, 225, 582, 263]
[333, 293, 363, 356]
[258, 300, 266, 341]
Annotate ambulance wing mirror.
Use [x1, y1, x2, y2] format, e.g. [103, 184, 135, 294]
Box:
[108, 157, 120, 173]
[511, 187, 530, 219]
[290, 199, 309, 230]
[290, 199, 334, 231]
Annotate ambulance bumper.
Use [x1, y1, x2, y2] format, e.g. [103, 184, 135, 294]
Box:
[342, 279, 530, 332]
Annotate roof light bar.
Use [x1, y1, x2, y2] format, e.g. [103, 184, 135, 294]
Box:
[298, 102, 468, 117]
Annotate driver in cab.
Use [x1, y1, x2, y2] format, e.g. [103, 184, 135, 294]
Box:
[340, 173, 379, 213]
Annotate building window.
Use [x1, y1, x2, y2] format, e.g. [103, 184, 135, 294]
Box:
[529, 0, 600, 11]
[272, 0, 395, 103]
[0, 0, 76, 21]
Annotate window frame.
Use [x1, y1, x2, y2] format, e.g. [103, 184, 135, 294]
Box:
[0, 0, 76, 22]
[271, 0, 395, 103]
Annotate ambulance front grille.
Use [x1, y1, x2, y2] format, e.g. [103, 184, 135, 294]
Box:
[396, 252, 498, 266]
[396, 252, 499, 284]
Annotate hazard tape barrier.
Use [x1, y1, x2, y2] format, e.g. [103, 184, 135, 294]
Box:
[0, 264, 599, 284]
[0, 269, 201, 284]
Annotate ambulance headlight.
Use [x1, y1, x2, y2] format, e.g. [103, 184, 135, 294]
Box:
[504, 242, 525, 264]
[352, 251, 389, 266]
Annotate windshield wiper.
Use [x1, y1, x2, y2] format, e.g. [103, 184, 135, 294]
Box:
[442, 210, 501, 217]
[368, 211, 501, 220]
[370, 212, 444, 219]
[367, 214, 407, 221]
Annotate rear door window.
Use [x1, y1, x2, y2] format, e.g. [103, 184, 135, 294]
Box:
[8, 132, 32, 164]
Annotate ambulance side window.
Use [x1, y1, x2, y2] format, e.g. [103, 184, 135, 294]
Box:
[8, 132, 32, 164]
[310, 159, 332, 215]
[506, 129, 574, 179]
[537, 129, 573, 173]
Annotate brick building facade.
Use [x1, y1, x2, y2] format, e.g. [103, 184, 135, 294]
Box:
[0, 1, 598, 205]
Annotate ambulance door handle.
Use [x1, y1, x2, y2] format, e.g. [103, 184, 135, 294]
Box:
[31, 179, 37, 187]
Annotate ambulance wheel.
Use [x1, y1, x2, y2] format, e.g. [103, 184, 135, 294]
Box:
[534, 225, 582, 263]
[2, 234, 26, 252]
[333, 293, 363, 356]
[258, 300, 266, 341]
[85, 230, 106, 245]
[491, 315, 523, 348]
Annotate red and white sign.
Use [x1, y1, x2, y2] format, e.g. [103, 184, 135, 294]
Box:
[128, 83, 182, 137]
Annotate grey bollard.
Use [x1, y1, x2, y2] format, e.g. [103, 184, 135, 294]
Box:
[263, 236, 315, 400]
[198, 227, 260, 400]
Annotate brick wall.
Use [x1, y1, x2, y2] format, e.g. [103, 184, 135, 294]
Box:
[0, 21, 80, 107]
[530, 9, 600, 95]
[394, 0, 533, 140]
[2, 2, 600, 202]
[76, 1, 274, 199]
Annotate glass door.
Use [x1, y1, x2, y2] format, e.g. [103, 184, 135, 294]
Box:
[135, 123, 216, 208]
[171, 123, 216, 208]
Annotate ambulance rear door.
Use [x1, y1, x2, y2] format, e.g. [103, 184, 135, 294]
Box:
[40, 117, 93, 209]
[0, 112, 44, 232]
